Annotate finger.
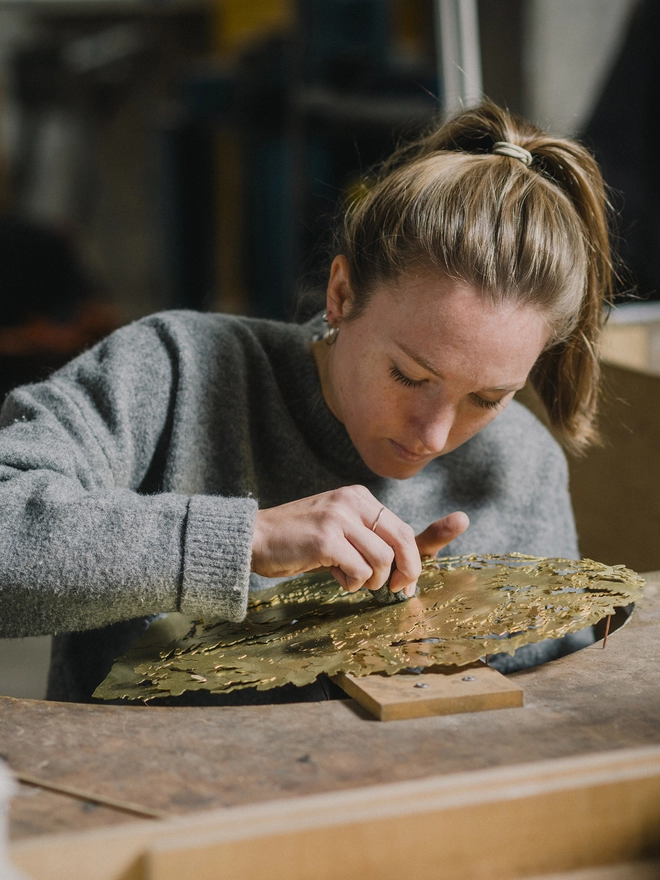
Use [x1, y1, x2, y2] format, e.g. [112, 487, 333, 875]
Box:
[322, 543, 374, 592]
[370, 510, 422, 596]
[345, 527, 396, 591]
[415, 511, 470, 558]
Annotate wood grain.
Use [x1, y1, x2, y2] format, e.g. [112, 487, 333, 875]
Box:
[16, 772, 167, 820]
[3, 573, 659, 844]
[333, 665, 523, 720]
[11, 784, 144, 841]
[525, 862, 660, 880]
[10, 746, 660, 880]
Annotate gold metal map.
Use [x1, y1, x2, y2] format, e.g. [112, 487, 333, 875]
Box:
[94, 554, 644, 701]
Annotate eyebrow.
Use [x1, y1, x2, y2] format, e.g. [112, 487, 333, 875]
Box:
[397, 342, 443, 377]
[395, 342, 525, 394]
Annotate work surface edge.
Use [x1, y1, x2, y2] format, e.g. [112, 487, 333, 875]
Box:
[2, 572, 659, 844]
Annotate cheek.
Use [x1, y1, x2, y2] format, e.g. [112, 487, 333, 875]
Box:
[346, 356, 390, 407]
[355, 388, 397, 431]
[346, 378, 406, 441]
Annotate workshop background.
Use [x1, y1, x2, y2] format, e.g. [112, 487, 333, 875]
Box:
[0, 0, 653, 700]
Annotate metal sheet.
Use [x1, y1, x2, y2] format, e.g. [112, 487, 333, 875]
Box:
[94, 554, 644, 701]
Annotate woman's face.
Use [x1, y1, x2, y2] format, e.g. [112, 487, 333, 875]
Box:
[317, 257, 552, 480]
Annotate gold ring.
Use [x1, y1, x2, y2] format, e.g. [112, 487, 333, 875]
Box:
[371, 506, 385, 532]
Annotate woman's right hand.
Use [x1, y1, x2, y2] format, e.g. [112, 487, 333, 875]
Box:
[250, 485, 467, 597]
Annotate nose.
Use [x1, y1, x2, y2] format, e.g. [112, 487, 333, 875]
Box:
[410, 403, 455, 455]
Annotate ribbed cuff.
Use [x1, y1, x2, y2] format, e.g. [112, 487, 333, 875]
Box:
[180, 495, 258, 622]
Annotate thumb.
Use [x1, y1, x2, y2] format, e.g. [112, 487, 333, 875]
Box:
[415, 511, 469, 557]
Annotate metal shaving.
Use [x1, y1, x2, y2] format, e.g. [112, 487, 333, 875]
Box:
[94, 554, 644, 701]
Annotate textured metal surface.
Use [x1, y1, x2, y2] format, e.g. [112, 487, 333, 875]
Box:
[94, 554, 644, 701]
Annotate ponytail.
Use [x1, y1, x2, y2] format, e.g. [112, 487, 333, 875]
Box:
[338, 102, 614, 452]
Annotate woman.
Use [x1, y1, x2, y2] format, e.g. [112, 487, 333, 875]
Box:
[0, 104, 611, 701]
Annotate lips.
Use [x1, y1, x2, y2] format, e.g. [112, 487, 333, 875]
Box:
[387, 439, 431, 463]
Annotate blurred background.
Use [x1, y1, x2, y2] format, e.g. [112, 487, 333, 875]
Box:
[0, 0, 648, 331]
[0, 0, 657, 698]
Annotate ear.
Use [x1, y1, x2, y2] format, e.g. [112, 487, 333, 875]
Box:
[325, 255, 354, 325]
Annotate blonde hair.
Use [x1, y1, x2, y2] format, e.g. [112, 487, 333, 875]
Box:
[337, 102, 613, 453]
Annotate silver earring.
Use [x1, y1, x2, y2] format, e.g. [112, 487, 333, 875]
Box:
[324, 325, 339, 345]
[322, 312, 339, 345]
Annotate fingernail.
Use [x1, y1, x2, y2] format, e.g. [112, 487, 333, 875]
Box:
[404, 584, 417, 598]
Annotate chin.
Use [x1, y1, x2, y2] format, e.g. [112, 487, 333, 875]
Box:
[365, 455, 429, 480]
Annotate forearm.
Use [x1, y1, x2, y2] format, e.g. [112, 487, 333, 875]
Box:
[0, 472, 258, 637]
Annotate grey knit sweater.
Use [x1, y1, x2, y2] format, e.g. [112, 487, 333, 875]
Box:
[0, 311, 579, 699]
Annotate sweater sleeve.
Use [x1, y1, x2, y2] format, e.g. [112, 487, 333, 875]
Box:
[0, 319, 256, 638]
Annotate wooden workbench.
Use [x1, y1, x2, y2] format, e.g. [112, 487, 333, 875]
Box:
[4, 573, 660, 879]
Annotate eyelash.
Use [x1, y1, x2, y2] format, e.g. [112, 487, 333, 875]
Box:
[471, 395, 502, 410]
[389, 365, 425, 388]
[390, 364, 503, 410]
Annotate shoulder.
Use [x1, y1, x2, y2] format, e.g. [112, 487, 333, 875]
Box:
[434, 402, 577, 559]
[131, 310, 308, 362]
[113, 310, 263, 352]
[488, 399, 564, 458]
[456, 400, 568, 481]
[53, 310, 304, 378]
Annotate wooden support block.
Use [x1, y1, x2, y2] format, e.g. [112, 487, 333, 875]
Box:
[332, 666, 523, 721]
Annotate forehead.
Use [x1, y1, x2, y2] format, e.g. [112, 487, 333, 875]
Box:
[362, 274, 551, 383]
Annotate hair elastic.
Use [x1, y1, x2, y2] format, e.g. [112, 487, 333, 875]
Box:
[492, 141, 533, 166]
